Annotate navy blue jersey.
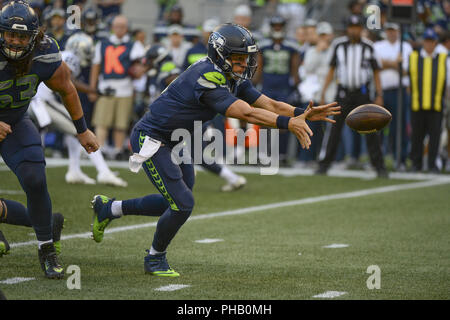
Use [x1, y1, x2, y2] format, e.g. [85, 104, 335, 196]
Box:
[0, 36, 62, 125]
[259, 39, 300, 94]
[134, 57, 261, 145]
[182, 41, 207, 70]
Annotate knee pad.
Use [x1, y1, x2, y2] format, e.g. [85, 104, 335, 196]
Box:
[176, 189, 195, 216]
[16, 162, 47, 193]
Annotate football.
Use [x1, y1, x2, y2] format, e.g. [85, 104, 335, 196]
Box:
[345, 104, 392, 134]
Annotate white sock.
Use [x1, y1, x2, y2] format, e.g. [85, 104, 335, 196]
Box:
[149, 246, 165, 255]
[65, 135, 82, 173]
[111, 201, 123, 217]
[87, 150, 110, 175]
[220, 166, 239, 184]
[38, 240, 53, 249]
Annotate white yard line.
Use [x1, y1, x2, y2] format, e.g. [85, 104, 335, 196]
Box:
[323, 244, 349, 248]
[0, 277, 35, 285]
[194, 238, 224, 244]
[154, 284, 191, 292]
[3, 158, 446, 181]
[9, 177, 450, 249]
[313, 291, 347, 298]
[0, 189, 24, 195]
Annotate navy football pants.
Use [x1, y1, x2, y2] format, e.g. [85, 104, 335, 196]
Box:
[0, 116, 53, 241]
[130, 129, 195, 252]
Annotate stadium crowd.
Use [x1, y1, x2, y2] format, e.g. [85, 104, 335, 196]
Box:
[3, 0, 450, 175]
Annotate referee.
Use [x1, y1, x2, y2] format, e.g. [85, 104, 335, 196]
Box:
[316, 15, 387, 177]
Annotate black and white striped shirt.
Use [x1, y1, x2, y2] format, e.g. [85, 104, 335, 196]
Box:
[330, 36, 380, 90]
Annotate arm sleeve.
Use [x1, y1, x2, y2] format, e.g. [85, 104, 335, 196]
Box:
[200, 87, 239, 115]
[237, 80, 261, 105]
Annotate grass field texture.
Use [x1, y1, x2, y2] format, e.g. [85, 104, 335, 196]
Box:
[0, 166, 449, 300]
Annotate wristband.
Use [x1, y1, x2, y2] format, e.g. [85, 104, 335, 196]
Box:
[73, 116, 87, 134]
[276, 115, 291, 129]
[294, 107, 305, 117]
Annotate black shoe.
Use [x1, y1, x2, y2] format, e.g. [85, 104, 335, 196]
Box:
[38, 243, 64, 279]
[0, 230, 10, 257]
[52, 213, 65, 255]
[429, 167, 440, 174]
[315, 165, 328, 175]
[377, 168, 389, 178]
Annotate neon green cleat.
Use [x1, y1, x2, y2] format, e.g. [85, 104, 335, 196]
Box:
[38, 243, 64, 279]
[0, 231, 10, 257]
[91, 195, 114, 243]
[144, 251, 180, 277]
[52, 213, 65, 255]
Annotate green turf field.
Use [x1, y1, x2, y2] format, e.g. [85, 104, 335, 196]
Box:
[0, 166, 449, 300]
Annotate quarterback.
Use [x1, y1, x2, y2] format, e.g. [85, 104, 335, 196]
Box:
[92, 23, 340, 276]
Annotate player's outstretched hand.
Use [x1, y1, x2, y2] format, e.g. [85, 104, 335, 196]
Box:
[77, 129, 99, 154]
[303, 101, 341, 123]
[288, 114, 313, 150]
[0, 121, 12, 142]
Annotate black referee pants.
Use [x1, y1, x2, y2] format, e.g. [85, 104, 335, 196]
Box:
[410, 110, 443, 171]
[318, 89, 385, 172]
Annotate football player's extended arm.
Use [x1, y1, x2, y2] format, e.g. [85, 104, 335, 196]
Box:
[252, 94, 297, 116]
[252, 94, 340, 123]
[44, 62, 99, 153]
[225, 99, 313, 149]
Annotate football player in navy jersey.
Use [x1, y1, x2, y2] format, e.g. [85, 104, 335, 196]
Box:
[0, 1, 98, 279]
[91, 23, 340, 277]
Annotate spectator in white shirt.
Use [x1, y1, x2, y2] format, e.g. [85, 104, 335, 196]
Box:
[374, 22, 413, 170]
[297, 22, 336, 164]
[162, 24, 192, 68]
[89, 15, 146, 159]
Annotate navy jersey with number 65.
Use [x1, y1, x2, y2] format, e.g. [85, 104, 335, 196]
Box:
[0, 35, 62, 125]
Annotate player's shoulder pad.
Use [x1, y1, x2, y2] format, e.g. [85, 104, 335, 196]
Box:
[33, 35, 62, 64]
[258, 39, 272, 49]
[196, 58, 227, 89]
[283, 39, 302, 51]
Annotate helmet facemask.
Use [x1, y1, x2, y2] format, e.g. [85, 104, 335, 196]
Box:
[0, 28, 38, 60]
[226, 52, 258, 81]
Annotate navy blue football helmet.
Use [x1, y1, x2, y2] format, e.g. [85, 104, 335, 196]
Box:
[269, 15, 286, 40]
[144, 44, 171, 69]
[0, 0, 40, 60]
[207, 23, 258, 80]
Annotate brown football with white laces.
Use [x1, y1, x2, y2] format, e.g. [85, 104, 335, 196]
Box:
[345, 104, 392, 134]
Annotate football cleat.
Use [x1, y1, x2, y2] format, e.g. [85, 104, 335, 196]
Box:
[144, 251, 180, 277]
[65, 170, 96, 185]
[38, 243, 64, 279]
[0, 230, 10, 257]
[221, 175, 247, 192]
[91, 195, 114, 243]
[97, 171, 128, 187]
[52, 213, 65, 255]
